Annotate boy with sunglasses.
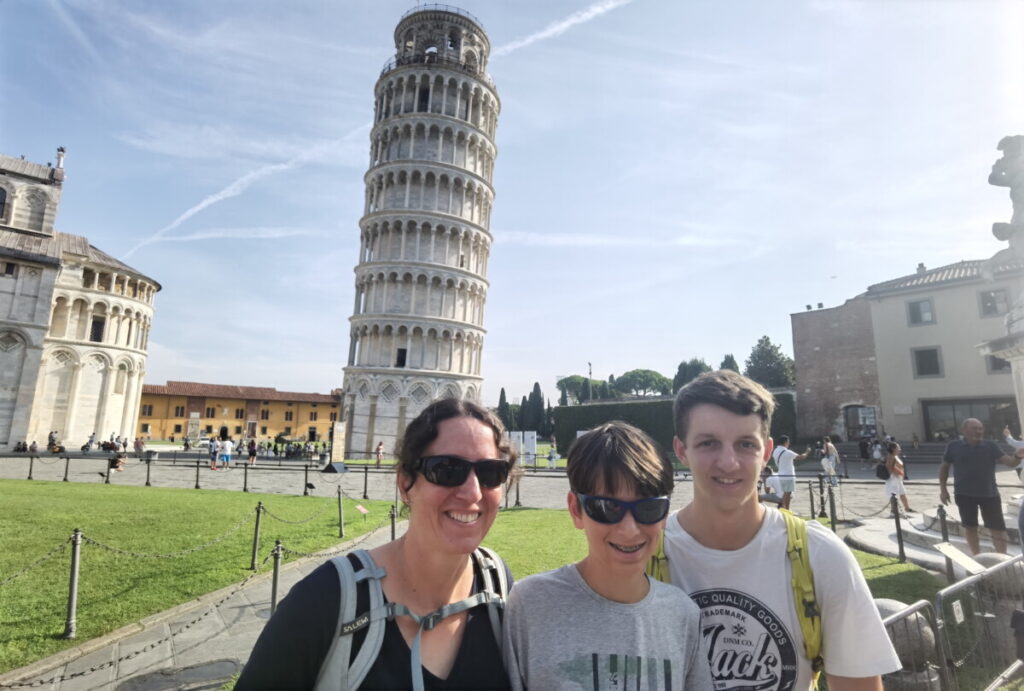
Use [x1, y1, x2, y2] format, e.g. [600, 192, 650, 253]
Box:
[665, 371, 899, 690]
[503, 421, 710, 690]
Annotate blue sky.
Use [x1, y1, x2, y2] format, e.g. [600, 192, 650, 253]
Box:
[3, 0, 1022, 406]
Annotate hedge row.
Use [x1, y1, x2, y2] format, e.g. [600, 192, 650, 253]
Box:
[551, 393, 798, 459]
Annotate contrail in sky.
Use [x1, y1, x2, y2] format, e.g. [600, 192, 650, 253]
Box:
[131, 0, 634, 255]
[492, 0, 636, 57]
[124, 123, 369, 258]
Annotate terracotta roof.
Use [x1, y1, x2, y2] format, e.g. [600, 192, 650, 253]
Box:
[143, 380, 340, 404]
[866, 253, 1024, 296]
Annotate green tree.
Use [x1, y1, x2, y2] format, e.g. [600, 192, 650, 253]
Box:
[520, 396, 530, 430]
[508, 404, 521, 431]
[556, 375, 590, 405]
[524, 382, 544, 431]
[544, 401, 554, 437]
[497, 388, 511, 430]
[558, 386, 568, 406]
[673, 358, 711, 392]
[744, 336, 795, 387]
[614, 369, 672, 397]
[598, 381, 611, 399]
[720, 353, 740, 372]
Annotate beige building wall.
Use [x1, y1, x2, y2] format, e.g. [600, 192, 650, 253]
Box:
[868, 268, 1022, 440]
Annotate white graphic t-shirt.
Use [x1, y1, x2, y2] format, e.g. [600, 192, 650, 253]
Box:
[663, 507, 900, 690]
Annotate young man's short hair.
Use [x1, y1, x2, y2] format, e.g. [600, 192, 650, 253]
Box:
[776, 434, 790, 446]
[673, 370, 775, 441]
[566, 421, 673, 497]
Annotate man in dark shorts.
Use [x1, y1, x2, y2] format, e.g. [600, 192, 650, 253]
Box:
[939, 418, 1023, 554]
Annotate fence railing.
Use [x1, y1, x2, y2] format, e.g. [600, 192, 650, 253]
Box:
[882, 599, 954, 690]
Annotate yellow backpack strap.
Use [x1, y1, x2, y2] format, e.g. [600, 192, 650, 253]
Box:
[780, 509, 824, 684]
[646, 528, 670, 583]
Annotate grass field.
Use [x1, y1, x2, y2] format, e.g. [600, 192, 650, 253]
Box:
[1, 480, 941, 677]
[0, 479, 393, 675]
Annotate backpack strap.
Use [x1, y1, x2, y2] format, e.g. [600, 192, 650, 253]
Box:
[780, 509, 824, 684]
[472, 546, 509, 653]
[313, 550, 387, 691]
[646, 528, 670, 583]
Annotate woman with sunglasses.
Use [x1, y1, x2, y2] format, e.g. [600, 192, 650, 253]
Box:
[237, 398, 516, 690]
[503, 421, 711, 689]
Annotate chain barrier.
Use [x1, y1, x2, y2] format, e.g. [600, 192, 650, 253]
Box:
[0, 540, 69, 588]
[34, 456, 62, 465]
[80, 508, 255, 559]
[0, 550, 277, 689]
[279, 515, 392, 560]
[261, 499, 335, 525]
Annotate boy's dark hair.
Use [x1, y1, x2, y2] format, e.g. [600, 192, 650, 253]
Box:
[777, 434, 790, 446]
[885, 441, 898, 454]
[673, 370, 775, 441]
[566, 421, 673, 497]
[397, 397, 517, 490]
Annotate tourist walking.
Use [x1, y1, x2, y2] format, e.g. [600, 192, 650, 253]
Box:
[769, 435, 809, 510]
[939, 418, 1023, 554]
[209, 437, 219, 470]
[884, 442, 912, 516]
[374, 440, 384, 467]
[247, 438, 257, 466]
[820, 435, 840, 485]
[237, 398, 516, 689]
[221, 437, 234, 468]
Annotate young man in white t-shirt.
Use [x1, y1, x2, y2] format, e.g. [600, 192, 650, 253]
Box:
[664, 370, 900, 690]
[769, 434, 809, 509]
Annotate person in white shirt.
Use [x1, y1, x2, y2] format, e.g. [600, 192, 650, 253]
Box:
[769, 435, 809, 509]
[663, 370, 901, 690]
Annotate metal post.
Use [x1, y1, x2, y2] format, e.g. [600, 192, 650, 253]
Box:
[243, 463, 249, 492]
[338, 487, 345, 538]
[62, 454, 71, 482]
[937, 504, 954, 583]
[363, 464, 369, 500]
[303, 465, 310, 496]
[250, 502, 263, 570]
[827, 484, 837, 533]
[817, 474, 827, 518]
[891, 495, 905, 563]
[270, 540, 282, 615]
[808, 481, 816, 517]
[145, 458, 152, 487]
[390, 505, 396, 541]
[27, 455, 35, 480]
[104, 462, 112, 484]
[62, 529, 82, 639]
[514, 478, 522, 508]
[194, 460, 201, 489]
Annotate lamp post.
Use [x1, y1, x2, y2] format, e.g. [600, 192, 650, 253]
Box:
[587, 362, 593, 402]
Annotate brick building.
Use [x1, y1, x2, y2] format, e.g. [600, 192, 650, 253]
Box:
[792, 253, 1024, 441]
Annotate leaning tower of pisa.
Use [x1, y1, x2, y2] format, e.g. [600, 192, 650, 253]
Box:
[341, 5, 500, 457]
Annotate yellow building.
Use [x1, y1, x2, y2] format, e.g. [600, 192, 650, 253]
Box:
[137, 381, 342, 443]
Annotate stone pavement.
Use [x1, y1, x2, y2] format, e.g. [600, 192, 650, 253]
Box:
[2, 454, 1021, 689]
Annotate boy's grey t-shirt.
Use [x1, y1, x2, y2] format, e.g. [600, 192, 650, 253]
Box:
[503, 564, 710, 690]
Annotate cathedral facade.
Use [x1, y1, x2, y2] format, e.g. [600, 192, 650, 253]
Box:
[0, 149, 159, 449]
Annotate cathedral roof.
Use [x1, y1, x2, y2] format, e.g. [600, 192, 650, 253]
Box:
[0, 153, 60, 184]
[0, 228, 160, 289]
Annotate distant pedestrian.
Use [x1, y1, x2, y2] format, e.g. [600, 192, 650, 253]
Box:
[858, 437, 870, 468]
[374, 441, 384, 467]
[911, 433, 920, 450]
[769, 435, 810, 510]
[133, 437, 145, 457]
[210, 437, 219, 469]
[221, 438, 234, 468]
[821, 435, 841, 484]
[884, 442, 912, 516]
[248, 439, 257, 466]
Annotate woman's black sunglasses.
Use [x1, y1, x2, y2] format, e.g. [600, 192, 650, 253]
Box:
[576, 494, 671, 525]
[415, 455, 511, 489]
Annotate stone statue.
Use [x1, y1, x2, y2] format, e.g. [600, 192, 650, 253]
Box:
[990, 135, 1024, 250]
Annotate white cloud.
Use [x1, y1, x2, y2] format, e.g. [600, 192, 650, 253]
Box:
[493, 0, 637, 57]
[155, 226, 332, 244]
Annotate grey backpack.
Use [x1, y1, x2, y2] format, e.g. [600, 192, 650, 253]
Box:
[313, 546, 508, 691]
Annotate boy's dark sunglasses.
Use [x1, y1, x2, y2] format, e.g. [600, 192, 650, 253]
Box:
[577, 494, 671, 525]
[415, 455, 511, 488]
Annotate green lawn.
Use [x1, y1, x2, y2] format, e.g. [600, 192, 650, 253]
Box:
[1, 480, 941, 677]
[0, 479, 393, 675]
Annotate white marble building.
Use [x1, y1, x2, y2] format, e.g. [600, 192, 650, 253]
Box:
[342, 5, 499, 456]
[0, 149, 159, 449]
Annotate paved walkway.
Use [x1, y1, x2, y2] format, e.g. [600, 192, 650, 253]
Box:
[1, 455, 1021, 689]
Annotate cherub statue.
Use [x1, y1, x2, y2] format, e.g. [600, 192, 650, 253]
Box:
[990, 135, 1024, 245]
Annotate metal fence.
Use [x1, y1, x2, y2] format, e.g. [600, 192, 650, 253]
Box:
[934, 554, 1024, 690]
[882, 599, 952, 690]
